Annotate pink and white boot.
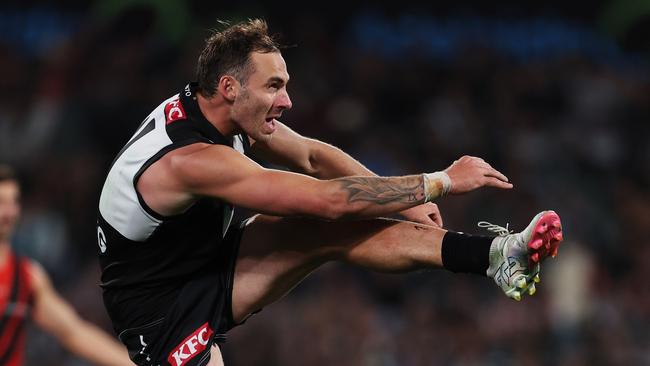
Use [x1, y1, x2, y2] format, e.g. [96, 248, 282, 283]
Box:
[483, 211, 564, 301]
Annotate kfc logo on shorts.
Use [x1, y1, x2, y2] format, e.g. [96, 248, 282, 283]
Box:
[164, 98, 187, 124]
[168, 323, 214, 366]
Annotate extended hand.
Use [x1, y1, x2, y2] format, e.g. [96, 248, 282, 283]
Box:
[398, 202, 443, 227]
[445, 155, 513, 194]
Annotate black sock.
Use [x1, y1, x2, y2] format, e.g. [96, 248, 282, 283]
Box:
[441, 231, 493, 276]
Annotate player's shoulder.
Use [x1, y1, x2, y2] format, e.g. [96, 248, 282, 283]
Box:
[163, 142, 253, 188]
[166, 143, 245, 172]
[146, 142, 242, 176]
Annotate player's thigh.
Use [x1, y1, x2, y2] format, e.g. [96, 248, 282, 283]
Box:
[207, 345, 224, 366]
[230, 214, 393, 323]
[231, 215, 335, 322]
[235, 214, 343, 269]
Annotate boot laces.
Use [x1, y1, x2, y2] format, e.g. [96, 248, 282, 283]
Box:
[477, 221, 512, 236]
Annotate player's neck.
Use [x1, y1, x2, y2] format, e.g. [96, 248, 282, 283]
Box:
[196, 92, 238, 138]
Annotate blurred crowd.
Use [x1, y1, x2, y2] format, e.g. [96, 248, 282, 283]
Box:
[1, 2, 648, 365]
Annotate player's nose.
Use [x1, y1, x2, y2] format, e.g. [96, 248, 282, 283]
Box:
[276, 90, 292, 111]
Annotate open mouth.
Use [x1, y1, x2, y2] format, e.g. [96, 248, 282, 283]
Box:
[263, 117, 277, 132]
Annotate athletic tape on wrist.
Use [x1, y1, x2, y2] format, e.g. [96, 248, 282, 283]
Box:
[422, 171, 452, 202]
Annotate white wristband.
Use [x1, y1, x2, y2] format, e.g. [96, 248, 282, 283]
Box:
[423, 171, 452, 202]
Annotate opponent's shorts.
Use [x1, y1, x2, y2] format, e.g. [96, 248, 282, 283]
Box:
[114, 223, 245, 366]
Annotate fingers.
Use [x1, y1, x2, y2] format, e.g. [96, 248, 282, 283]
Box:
[431, 214, 443, 227]
[484, 177, 514, 189]
[484, 167, 509, 183]
[419, 215, 438, 226]
[472, 158, 509, 183]
[398, 205, 440, 226]
[446, 155, 514, 193]
[429, 204, 443, 227]
[417, 203, 441, 227]
[471, 157, 513, 188]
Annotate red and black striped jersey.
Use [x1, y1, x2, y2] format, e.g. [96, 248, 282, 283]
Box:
[0, 252, 34, 366]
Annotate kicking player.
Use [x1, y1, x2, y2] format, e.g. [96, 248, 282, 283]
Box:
[0, 165, 133, 365]
[97, 19, 563, 366]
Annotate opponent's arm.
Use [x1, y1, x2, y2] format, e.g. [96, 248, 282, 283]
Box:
[146, 143, 511, 221]
[30, 262, 134, 366]
[249, 121, 445, 225]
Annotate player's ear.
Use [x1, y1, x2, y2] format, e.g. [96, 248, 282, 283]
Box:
[217, 76, 238, 102]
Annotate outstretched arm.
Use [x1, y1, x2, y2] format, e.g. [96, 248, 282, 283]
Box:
[249, 121, 446, 225]
[139, 142, 511, 221]
[30, 262, 133, 366]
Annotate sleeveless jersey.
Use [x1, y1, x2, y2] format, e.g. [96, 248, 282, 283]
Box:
[97, 83, 250, 331]
[0, 252, 34, 366]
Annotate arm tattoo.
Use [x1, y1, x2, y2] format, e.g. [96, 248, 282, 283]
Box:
[335, 176, 425, 205]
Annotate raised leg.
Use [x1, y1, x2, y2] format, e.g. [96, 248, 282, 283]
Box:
[231, 215, 446, 323]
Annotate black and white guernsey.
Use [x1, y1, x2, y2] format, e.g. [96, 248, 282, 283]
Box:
[97, 83, 249, 331]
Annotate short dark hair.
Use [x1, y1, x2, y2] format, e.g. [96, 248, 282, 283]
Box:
[196, 19, 281, 98]
[0, 164, 17, 184]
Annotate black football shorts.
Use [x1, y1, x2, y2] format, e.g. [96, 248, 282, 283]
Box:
[116, 223, 245, 366]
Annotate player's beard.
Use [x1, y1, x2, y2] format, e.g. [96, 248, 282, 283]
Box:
[232, 88, 273, 142]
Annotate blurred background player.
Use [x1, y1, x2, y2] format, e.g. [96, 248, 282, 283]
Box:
[0, 164, 133, 366]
